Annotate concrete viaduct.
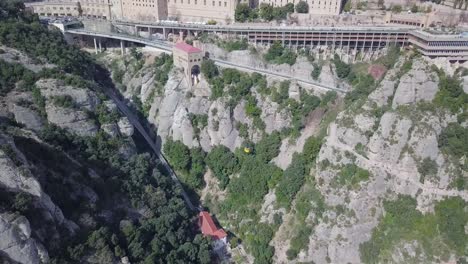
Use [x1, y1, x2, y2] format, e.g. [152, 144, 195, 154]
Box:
[66, 19, 468, 61]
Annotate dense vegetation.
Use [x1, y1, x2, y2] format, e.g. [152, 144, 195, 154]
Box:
[438, 122, 468, 160]
[0, 59, 36, 95]
[220, 38, 249, 52]
[433, 72, 468, 114]
[234, 3, 295, 22]
[164, 139, 207, 190]
[264, 41, 297, 65]
[0, 4, 95, 78]
[295, 1, 309, 13]
[0, 2, 212, 263]
[336, 164, 371, 189]
[360, 195, 467, 263]
[205, 145, 239, 189]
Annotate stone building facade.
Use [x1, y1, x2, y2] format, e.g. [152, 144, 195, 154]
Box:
[26, 0, 342, 22]
[26, 0, 112, 19]
[173, 42, 203, 87]
[110, 0, 168, 21]
[167, 0, 237, 22]
[26, 0, 237, 22]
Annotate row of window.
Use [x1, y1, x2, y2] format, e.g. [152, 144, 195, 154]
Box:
[170, 0, 228, 6]
[262, 0, 340, 5]
[426, 41, 468, 47]
[131, 3, 156, 6]
[37, 6, 77, 10]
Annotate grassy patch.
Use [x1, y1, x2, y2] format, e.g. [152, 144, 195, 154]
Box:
[335, 164, 370, 189]
[360, 196, 467, 263]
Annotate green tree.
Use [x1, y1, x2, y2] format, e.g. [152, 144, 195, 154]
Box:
[295, 1, 309, 13]
[206, 145, 239, 188]
[188, 147, 207, 189]
[302, 136, 321, 165]
[438, 123, 468, 159]
[435, 197, 467, 255]
[311, 63, 322, 80]
[377, 0, 385, 9]
[285, 2, 295, 13]
[164, 139, 191, 171]
[417, 157, 438, 183]
[259, 3, 274, 21]
[255, 132, 282, 163]
[391, 4, 402, 13]
[333, 55, 351, 79]
[276, 154, 307, 208]
[343, 0, 352, 12]
[235, 3, 251, 22]
[77, 2, 83, 16]
[201, 59, 219, 80]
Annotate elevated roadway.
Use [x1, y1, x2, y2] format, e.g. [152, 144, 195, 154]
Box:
[67, 28, 348, 93]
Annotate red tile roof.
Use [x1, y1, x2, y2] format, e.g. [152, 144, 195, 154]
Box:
[174, 42, 202, 53]
[199, 211, 227, 240]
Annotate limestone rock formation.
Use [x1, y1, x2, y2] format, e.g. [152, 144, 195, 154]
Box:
[0, 213, 49, 264]
[118, 117, 134, 137]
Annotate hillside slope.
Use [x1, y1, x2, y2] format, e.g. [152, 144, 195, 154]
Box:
[0, 3, 211, 263]
[106, 40, 468, 263]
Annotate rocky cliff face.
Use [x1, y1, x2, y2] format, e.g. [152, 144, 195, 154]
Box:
[102, 49, 337, 155]
[107, 45, 468, 263]
[0, 46, 137, 263]
[286, 58, 467, 263]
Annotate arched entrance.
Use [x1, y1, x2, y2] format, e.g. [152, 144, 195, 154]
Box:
[191, 64, 200, 85]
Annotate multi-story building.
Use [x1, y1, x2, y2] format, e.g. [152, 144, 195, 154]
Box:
[167, 0, 237, 22]
[258, 0, 342, 15]
[25, 0, 342, 23]
[110, 0, 168, 21]
[26, 0, 112, 19]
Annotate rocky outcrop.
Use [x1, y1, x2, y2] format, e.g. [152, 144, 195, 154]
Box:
[392, 60, 439, 108]
[37, 79, 100, 111]
[200, 43, 349, 91]
[117, 117, 134, 137]
[45, 104, 98, 137]
[0, 46, 54, 73]
[289, 58, 468, 264]
[0, 213, 49, 264]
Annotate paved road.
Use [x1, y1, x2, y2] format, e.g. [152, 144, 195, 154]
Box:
[68, 29, 348, 93]
[101, 86, 197, 211]
[212, 59, 348, 93]
[113, 19, 415, 33]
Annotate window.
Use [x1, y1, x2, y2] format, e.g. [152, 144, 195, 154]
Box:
[212, 1, 214, 5]
[188, 0, 190, 3]
[204, 0, 206, 4]
[195, 0, 197, 4]
[224, 1, 226, 6]
[219, 1, 221, 5]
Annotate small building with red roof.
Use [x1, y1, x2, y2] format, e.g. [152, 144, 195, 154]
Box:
[173, 42, 203, 87]
[198, 211, 227, 241]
